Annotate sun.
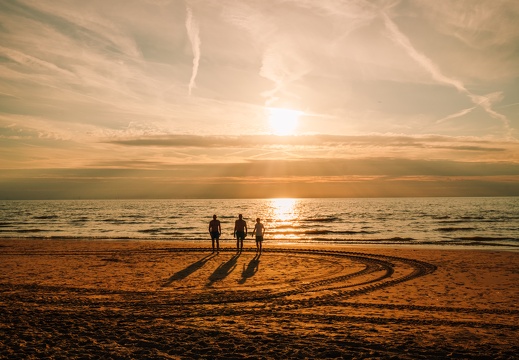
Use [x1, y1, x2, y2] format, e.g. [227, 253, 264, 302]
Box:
[267, 107, 303, 136]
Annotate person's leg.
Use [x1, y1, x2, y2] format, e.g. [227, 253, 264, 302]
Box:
[216, 238, 219, 252]
[212, 238, 215, 252]
[237, 233, 244, 251]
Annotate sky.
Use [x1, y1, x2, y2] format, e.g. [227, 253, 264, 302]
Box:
[1, 0, 519, 199]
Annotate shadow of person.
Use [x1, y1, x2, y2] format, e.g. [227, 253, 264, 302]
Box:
[162, 253, 216, 287]
[206, 253, 240, 287]
[239, 253, 260, 284]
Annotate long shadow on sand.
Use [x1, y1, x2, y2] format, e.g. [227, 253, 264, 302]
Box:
[206, 252, 241, 287]
[239, 253, 261, 284]
[162, 253, 216, 287]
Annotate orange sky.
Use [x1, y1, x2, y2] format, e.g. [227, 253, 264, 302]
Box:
[1, 1, 518, 199]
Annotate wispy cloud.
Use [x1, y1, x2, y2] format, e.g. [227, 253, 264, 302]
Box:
[418, 0, 519, 50]
[185, 5, 201, 96]
[498, 102, 519, 110]
[222, 2, 312, 107]
[436, 107, 476, 124]
[381, 9, 512, 137]
[381, 13, 465, 92]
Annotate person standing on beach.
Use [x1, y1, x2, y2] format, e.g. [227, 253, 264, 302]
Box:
[208, 215, 221, 253]
[251, 218, 265, 254]
[233, 214, 247, 251]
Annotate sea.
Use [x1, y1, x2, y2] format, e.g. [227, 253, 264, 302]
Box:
[1, 197, 518, 250]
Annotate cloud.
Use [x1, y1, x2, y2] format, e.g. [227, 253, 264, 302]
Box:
[100, 133, 516, 167]
[105, 133, 507, 150]
[381, 13, 465, 92]
[417, 0, 519, 49]
[469, 92, 511, 135]
[185, 5, 201, 96]
[2, 158, 519, 199]
[380, 10, 513, 137]
[436, 107, 476, 124]
[221, 2, 313, 107]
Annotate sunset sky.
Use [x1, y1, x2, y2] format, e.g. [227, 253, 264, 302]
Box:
[1, 0, 519, 199]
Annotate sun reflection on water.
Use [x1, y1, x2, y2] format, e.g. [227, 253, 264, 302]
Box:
[268, 198, 300, 240]
[270, 198, 297, 221]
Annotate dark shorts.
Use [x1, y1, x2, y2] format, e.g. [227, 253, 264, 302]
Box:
[236, 231, 246, 240]
[211, 231, 220, 240]
[256, 236, 263, 242]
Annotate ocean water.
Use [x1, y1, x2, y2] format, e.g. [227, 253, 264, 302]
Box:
[0, 197, 518, 249]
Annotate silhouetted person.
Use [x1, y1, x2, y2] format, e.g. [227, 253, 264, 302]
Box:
[208, 214, 221, 253]
[233, 214, 247, 251]
[252, 217, 265, 253]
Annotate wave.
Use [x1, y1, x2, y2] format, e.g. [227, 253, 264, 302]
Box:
[436, 227, 477, 232]
[271, 229, 379, 236]
[137, 228, 169, 234]
[102, 219, 145, 225]
[438, 219, 502, 224]
[70, 217, 90, 223]
[275, 224, 314, 230]
[324, 230, 378, 235]
[456, 236, 519, 242]
[102, 218, 125, 223]
[301, 217, 340, 223]
[309, 237, 415, 243]
[33, 215, 59, 220]
[15, 229, 53, 233]
[125, 214, 147, 219]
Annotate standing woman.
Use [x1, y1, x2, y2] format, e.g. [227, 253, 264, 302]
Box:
[252, 218, 265, 254]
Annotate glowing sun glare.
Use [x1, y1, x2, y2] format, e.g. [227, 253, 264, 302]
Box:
[267, 107, 303, 136]
[271, 198, 297, 222]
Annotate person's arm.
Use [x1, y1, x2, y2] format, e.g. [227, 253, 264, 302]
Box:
[218, 223, 221, 235]
[233, 221, 236, 237]
[245, 222, 248, 235]
[251, 224, 256, 237]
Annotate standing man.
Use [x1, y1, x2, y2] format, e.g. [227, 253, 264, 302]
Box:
[208, 214, 221, 253]
[233, 214, 247, 251]
[252, 218, 265, 254]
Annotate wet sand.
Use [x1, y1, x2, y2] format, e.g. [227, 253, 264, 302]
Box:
[0, 239, 518, 359]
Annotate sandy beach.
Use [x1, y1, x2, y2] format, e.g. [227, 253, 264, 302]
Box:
[0, 239, 517, 359]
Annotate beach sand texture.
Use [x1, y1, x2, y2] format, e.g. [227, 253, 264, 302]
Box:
[1, 239, 518, 359]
